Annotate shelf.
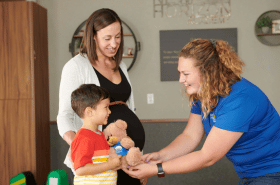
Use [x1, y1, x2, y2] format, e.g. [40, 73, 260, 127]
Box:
[257, 33, 280, 36]
[123, 55, 134, 58]
[74, 52, 134, 58]
[255, 10, 280, 46]
[73, 34, 133, 38]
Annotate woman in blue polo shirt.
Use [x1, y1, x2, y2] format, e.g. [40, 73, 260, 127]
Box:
[124, 38, 280, 184]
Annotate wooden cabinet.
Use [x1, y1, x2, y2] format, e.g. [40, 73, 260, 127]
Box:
[0, 2, 50, 185]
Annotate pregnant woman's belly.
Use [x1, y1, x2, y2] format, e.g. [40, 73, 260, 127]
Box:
[104, 105, 145, 151]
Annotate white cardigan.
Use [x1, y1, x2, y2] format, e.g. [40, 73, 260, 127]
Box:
[56, 54, 136, 170]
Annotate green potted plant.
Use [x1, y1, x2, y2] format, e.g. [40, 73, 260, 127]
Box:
[75, 38, 83, 55]
[256, 16, 273, 34]
[76, 38, 82, 49]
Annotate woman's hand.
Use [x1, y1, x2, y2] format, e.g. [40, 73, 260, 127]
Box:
[142, 152, 162, 164]
[122, 163, 158, 179]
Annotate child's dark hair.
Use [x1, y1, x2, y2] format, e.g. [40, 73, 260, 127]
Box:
[71, 84, 110, 118]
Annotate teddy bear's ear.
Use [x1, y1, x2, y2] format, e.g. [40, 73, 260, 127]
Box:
[103, 125, 110, 138]
[115, 119, 127, 130]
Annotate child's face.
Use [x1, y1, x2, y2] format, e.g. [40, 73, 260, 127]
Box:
[93, 98, 111, 125]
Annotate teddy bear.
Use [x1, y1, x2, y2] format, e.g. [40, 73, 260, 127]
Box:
[103, 119, 142, 168]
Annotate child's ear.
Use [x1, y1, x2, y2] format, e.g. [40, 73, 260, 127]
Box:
[85, 107, 94, 117]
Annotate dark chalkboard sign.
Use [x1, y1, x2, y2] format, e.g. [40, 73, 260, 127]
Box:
[160, 28, 237, 81]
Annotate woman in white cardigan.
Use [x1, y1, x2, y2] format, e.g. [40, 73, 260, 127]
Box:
[57, 8, 146, 185]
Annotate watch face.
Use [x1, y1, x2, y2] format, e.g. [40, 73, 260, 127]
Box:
[158, 172, 165, 178]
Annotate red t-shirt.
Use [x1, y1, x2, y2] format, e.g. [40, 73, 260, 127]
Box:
[71, 128, 110, 170]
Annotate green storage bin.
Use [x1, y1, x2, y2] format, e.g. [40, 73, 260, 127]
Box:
[9, 171, 36, 185]
[46, 169, 69, 185]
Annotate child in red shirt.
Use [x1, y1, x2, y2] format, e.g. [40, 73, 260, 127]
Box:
[70, 84, 121, 185]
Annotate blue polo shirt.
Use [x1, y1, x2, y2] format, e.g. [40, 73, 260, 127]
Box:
[191, 78, 280, 178]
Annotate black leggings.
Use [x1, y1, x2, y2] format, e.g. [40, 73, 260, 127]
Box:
[117, 169, 141, 185]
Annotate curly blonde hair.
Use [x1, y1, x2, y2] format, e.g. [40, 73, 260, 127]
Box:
[179, 38, 245, 119]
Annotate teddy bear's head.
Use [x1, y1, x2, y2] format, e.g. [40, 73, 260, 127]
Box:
[103, 119, 128, 146]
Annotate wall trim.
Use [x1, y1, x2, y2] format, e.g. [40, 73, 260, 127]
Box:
[50, 119, 188, 125]
[140, 119, 188, 123]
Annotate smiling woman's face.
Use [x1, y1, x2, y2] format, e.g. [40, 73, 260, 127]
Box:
[178, 57, 202, 95]
[94, 21, 121, 58]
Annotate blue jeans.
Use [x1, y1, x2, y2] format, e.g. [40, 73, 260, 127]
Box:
[238, 172, 280, 185]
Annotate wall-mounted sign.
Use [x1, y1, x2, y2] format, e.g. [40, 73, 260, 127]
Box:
[153, 0, 231, 25]
[160, 28, 237, 81]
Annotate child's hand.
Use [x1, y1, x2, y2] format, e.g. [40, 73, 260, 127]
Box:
[108, 155, 122, 170]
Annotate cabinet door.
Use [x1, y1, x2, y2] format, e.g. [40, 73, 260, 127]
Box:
[0, 2, 32, 100]
[0, 100, 34, 184]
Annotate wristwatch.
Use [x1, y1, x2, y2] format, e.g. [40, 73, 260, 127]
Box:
[156, 163, 165, 178]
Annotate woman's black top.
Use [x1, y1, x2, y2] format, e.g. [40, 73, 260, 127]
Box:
[93, 67, 145, 151]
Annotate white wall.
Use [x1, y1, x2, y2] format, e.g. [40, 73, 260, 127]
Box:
[38, 0, 280, 121]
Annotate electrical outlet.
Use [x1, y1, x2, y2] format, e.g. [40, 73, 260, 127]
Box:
[147, 93, 154, 104]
